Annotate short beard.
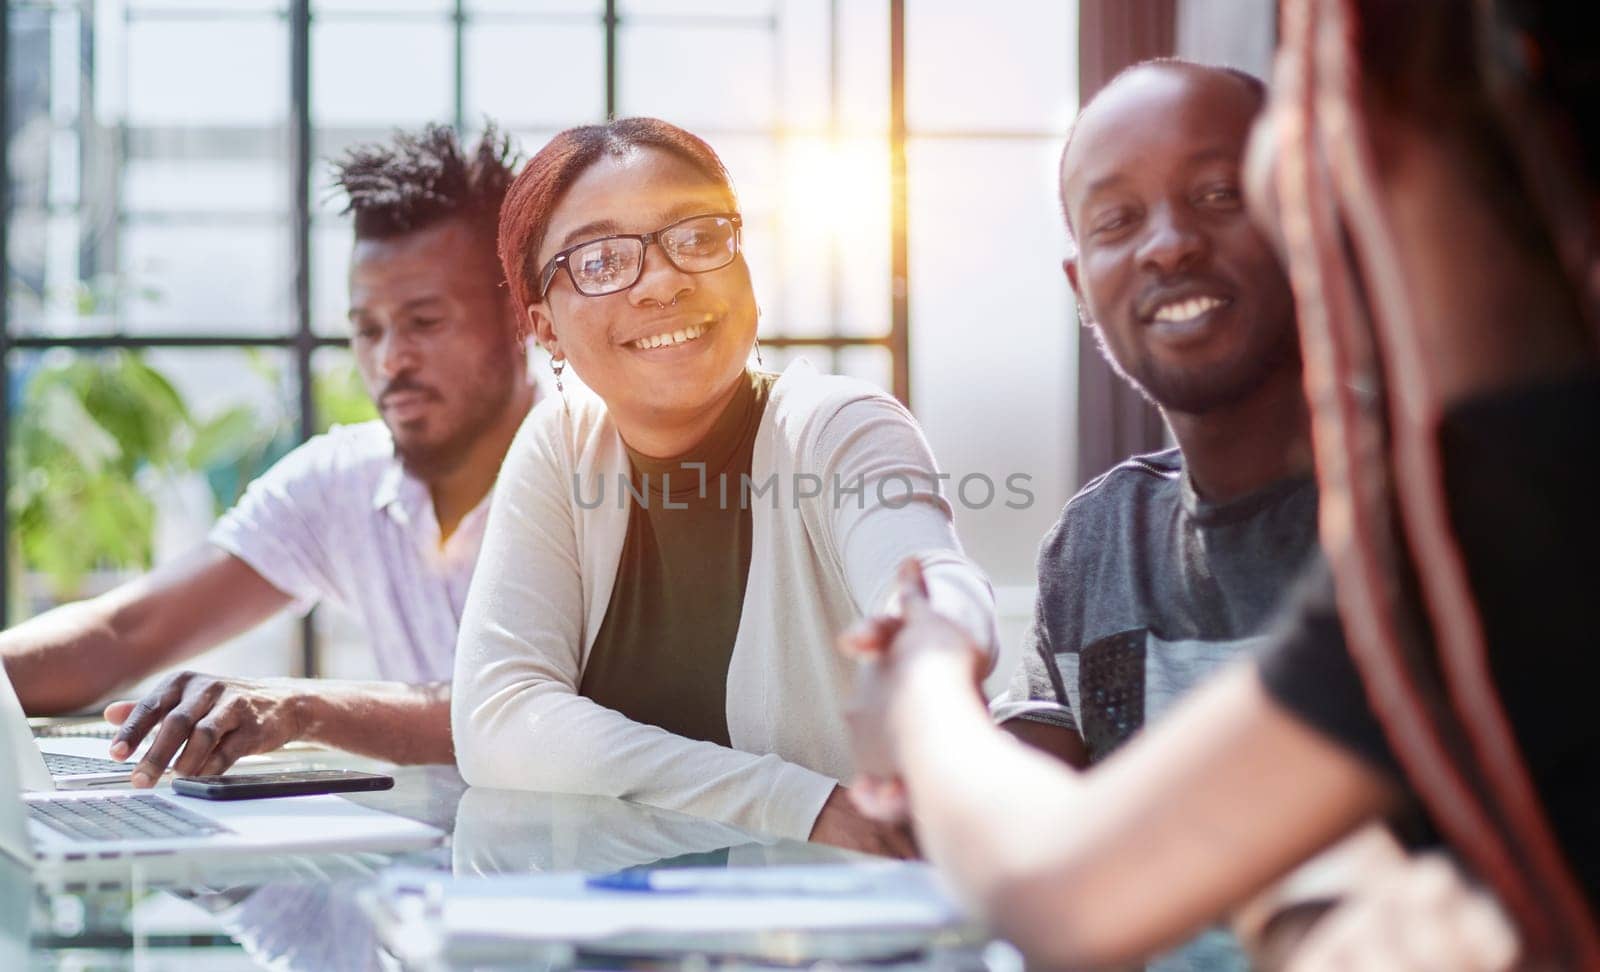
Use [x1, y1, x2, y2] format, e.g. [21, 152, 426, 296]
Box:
[391, 371, 521, 482]
[1091, 321, 1301, 416]
[394, 431, 480, 483]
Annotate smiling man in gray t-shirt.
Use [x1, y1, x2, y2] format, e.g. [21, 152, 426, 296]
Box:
[993, 62, 1311, 777]
[986, 58, 1315, 972]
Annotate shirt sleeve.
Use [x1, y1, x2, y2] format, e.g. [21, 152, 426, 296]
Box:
[1255, 555, 1400, 777]
[207, 434, 347, 615]
[807, 394, 1002, 672]
[991, 602, 1078, 731]
[1260, 372, 1600, 783]
[451, 401, 839, 842]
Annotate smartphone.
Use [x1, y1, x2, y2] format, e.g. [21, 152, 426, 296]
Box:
[171, 769, 394, 800]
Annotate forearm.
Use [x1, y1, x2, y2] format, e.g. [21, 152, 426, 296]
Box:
[295, 679, 454, 765]
[453, 679, 836, 838]
[2, 599, 140, 713]
[891, 659, 1393, 969]
[1, 547, 289, 714]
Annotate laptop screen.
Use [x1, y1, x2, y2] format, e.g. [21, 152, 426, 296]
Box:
[0, 670, 44, 865]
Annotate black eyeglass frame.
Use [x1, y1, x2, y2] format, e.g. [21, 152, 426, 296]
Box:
[536, 212, 744, 299]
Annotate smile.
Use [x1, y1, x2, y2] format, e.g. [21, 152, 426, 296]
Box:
[1150, 295, 1229, 323]
[630, 320, 710, 351]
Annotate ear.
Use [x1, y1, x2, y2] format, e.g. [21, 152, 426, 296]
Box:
[526, 302, 561, 360]
[1063, 256, 1093, 325]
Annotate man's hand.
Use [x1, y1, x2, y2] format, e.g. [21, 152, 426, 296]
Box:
[839, 559, 989, 823]
[106, 671, 308, 786]
[807, 785, 918, 859]
[1284, 853, 1519, 972]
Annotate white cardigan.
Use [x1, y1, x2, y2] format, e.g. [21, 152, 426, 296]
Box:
[452, 360, 998, 839]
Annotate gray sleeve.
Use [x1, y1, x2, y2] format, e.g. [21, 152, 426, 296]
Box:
[990, 597, 1078, 731]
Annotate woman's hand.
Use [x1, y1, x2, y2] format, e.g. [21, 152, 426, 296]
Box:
[807, 785, 919, 859]
[838, 559, 990, 823]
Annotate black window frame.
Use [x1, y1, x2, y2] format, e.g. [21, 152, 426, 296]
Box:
[0, 0, 913, 673]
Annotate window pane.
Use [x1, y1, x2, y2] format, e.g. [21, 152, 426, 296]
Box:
[313, 0, 448, 11]
[768, 135, 890, 340]
[312, 347, 380, 433]
[7, 347, 296, 612]
[616, 24, 777, 129]
[463, 22, 606, 129]
[123, 158, 286, 214]
[309, 347, 381, 680]
[835, 345, 892, 392]
[906, 0, 1077, 133]
[312, 20, 453, 127]
[128, 0, 285, 9]
[618, 0, 775, 15]
[120, 221, 293, 333]
[125, 19, 288, 127]
[312, 220, 355, 337]
[467, 0, 601, 11]
[907, 138, 1074, 588]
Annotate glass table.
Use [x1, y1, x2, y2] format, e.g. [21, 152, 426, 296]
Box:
[8, 760, 1005, 971]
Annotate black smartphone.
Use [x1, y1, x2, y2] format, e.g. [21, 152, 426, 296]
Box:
[171, 769, 394, 800]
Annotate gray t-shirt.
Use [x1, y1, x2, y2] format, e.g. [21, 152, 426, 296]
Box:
[995, 447, 1318, 762]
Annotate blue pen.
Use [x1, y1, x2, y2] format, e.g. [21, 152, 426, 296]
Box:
[586, 869, 880, 895]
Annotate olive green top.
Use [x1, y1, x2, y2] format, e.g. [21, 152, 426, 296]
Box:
[578, 370, 778, 747]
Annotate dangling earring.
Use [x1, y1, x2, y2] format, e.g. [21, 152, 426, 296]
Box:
[551, 356, 571, 417]
[753, 337, 766, 370]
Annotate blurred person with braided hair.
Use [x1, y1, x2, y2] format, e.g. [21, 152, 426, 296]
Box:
[841, 0, 1600, 967]
[1, 123, 537, 781]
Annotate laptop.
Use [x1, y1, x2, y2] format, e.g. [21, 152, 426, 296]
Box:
[1, 676, 152, 789]
[0, 670, 443, 866]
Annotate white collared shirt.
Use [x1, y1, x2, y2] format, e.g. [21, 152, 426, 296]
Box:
[209, 420, 490, 683]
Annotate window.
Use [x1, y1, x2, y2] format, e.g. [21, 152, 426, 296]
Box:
[4, 0, 943, 676]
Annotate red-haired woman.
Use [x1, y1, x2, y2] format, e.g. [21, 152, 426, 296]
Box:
[450, 118, 997, 855]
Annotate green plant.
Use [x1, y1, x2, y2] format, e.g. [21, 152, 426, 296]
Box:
[313, 356, 379, 433]
[7, 350, 379, 609]
[8, 351, 195, 600]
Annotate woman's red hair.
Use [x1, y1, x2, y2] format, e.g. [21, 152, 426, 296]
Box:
[497, 117, 735, 338]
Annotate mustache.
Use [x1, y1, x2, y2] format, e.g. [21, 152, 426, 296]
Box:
[378, 379, 442, 402]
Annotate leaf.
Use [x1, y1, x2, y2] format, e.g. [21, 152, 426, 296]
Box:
[187, 406, 264, 468]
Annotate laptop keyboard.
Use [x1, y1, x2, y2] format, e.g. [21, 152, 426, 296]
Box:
[34, 722, 119, 741]
[43, 752, 137, 776]
[28, 794, 233, 843]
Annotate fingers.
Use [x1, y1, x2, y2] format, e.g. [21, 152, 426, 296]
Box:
[171, 707, 235, 778]
[198, 735, 250, 778]
[103, 700, 136, 727]
[109, 675, 189, 761]
[837, 616, 901, 659]
[896, 558, 930, 609]
[848, 775, 910, 823]
[130, 685, 221, 787]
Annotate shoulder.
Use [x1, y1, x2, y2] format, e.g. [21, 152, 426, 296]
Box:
[258, 420, 396, 487]
[764, 361, 918, 457]
[1067, 446, 1182, 517]
[1038, 446, 1183, 561]
[503, 384, 630, 499]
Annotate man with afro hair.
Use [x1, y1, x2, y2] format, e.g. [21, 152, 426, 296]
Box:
[2, 123, 536, 782]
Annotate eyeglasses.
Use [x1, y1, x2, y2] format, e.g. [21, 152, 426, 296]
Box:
[537, 212, 743, 299]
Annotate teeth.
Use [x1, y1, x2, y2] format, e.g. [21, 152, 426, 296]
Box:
[1152, 296, 1224, 323]
[632, 323, 707, 350]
